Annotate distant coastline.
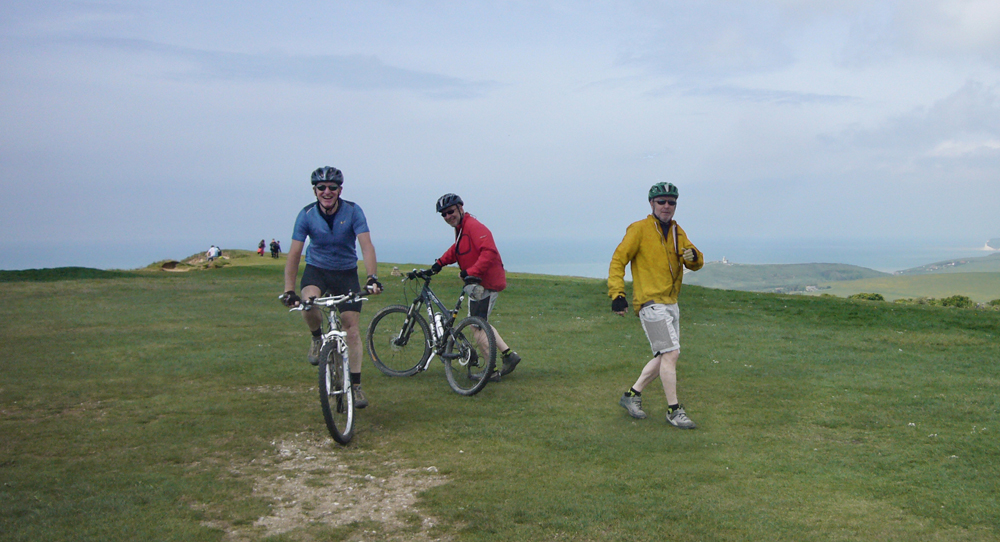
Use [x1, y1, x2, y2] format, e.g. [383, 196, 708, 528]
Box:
[1, 237, 997, 278]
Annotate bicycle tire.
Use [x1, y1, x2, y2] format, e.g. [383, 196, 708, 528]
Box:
[443, 316, 496, 396]
[318, 340, 354, 444]
[367, 305, 430, 377]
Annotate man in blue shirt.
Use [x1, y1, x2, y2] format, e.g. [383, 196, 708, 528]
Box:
[282, 166, 382, 408]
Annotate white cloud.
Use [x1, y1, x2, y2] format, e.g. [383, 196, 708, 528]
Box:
[930, 138, 1000, 157]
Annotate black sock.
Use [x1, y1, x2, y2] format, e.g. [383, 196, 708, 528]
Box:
[501, 348, 511, 357]
[628, 388, 641, 397]
[668, 403, 679, 412]
[350, 372, 361, 386]
[311, 328, 322, 338]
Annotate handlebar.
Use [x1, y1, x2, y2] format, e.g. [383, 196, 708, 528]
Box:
[405, 268, 436, 281]
[279, 291, 369, 311]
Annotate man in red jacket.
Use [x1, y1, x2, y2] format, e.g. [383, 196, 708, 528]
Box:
[430, 193, 522, 381]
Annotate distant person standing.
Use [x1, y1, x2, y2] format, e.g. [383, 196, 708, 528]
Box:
[270, 238, 280, 258]
[281, 167, 382, 408]
[207, 245, 221, 262]
[608, 182, 703, 428]
[258, 239, 266, 256]
[428, 193, 521, 381]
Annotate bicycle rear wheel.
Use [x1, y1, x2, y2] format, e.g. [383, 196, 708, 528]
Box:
[443, 316, 496, 396]
[367, 305, 430, 377]
[318, 340, 354, 444]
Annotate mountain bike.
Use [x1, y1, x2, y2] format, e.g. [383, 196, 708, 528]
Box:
[366, 269, 496, 396]
[282, 291, 367, 445]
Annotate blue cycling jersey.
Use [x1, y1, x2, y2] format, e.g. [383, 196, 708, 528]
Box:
[292, 200, 370, 271]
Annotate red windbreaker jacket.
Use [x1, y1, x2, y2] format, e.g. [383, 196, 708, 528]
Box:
[435, 213, 506, 292]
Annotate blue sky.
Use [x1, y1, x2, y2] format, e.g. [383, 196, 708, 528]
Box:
[2, 1, 999, 269]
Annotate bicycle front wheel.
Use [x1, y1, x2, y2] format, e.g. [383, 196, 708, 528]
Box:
[367, 305, 430, 377]
[318, 341, 354, 444]
[443, 316, 496, 396]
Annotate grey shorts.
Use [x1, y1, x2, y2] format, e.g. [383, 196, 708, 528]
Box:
[639, 303, 680, 355]
[467, 286, 498, 321]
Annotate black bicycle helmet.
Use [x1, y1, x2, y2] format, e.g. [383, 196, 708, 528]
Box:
[436, 193, 463, 213]
[311, 166, 343, 185]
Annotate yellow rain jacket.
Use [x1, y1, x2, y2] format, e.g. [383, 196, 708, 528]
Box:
[608, 216, 703, 313]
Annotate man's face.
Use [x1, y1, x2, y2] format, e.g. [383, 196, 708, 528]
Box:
[314, 182, 342, 210]
[650, 196, 677, 222]
[441, 204, 463, 228]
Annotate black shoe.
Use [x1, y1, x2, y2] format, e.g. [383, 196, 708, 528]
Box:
[500, 351, 521, 376]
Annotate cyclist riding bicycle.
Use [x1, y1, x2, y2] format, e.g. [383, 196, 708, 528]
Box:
[282, 166, 382, 408]
[428, 193, 521, 381]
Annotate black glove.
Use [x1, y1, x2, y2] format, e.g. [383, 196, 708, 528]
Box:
[611, 295, 628, 313]
[366, 275, 382, 292]
[281, 290, 301, 307]
[463, 274, 481, 286]
[430, 261, 443, 275]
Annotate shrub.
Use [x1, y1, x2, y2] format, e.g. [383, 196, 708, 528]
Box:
[849, 292, 885, 301]
[940, 295, 974, 308]
[989, 299, 1000, 307]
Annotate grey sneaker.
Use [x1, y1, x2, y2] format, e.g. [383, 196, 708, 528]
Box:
[500, 351, 521, 376]
[666, 405, 696, 429]
[307, 337, 322, 366]
[619, 392, 647, 419]
[352, 385, 369, 409]
[470, 369, 501, 382]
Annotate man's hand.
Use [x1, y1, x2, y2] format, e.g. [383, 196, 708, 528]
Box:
[611, 295, 628, 316]
[682, 248, 697, 263]
[462, 273, 482, 286]
[366, 275, 383, 294]
[281, 290, 301, 307]
[430, 261, 443, 275]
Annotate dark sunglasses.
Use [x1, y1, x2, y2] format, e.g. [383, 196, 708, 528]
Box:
[315, 184, 341, 192]
[654, 199, 677, 206]
[441, 208, 458, 218]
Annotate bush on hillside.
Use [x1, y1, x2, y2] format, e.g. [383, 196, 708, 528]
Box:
[849, 292, 885, 301]
[940, 295, 975, 308]
[989, 299, 1000, 307]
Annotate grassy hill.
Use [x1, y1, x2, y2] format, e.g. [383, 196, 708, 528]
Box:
[3, 259, 1000, 540]
[811, 271, 1000, 303]
[684, 261, 888, 292]
[896, 252, 1000, 275]
[682, 253, 1000, 302]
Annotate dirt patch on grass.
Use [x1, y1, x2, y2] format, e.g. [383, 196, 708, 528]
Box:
[160, 260, 194, 272]
[220, 434, 451, 541]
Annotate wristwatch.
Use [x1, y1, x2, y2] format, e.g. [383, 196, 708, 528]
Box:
[367, 274, 378, 281]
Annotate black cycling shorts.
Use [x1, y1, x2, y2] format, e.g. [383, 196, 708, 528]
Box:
[300, 265, 363, 313]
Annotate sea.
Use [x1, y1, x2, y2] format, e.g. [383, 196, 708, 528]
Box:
[2, 236, 996, 278]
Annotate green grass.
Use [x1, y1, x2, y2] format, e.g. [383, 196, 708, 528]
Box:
[2, 260, 1000, 541]
[811, 272, 1000, 303]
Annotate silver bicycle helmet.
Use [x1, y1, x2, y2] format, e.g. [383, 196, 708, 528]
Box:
[311, 166, 344, 185]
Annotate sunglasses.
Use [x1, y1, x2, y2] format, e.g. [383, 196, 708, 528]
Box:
[315, 184, 341, 192]
[441, 208, 458, 218]
[654, 199, 677, 206]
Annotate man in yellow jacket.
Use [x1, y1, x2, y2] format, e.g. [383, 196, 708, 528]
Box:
[608, 182, 704, 428]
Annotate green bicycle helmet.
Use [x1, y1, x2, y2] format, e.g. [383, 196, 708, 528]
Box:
[648, 182, 679, 201]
